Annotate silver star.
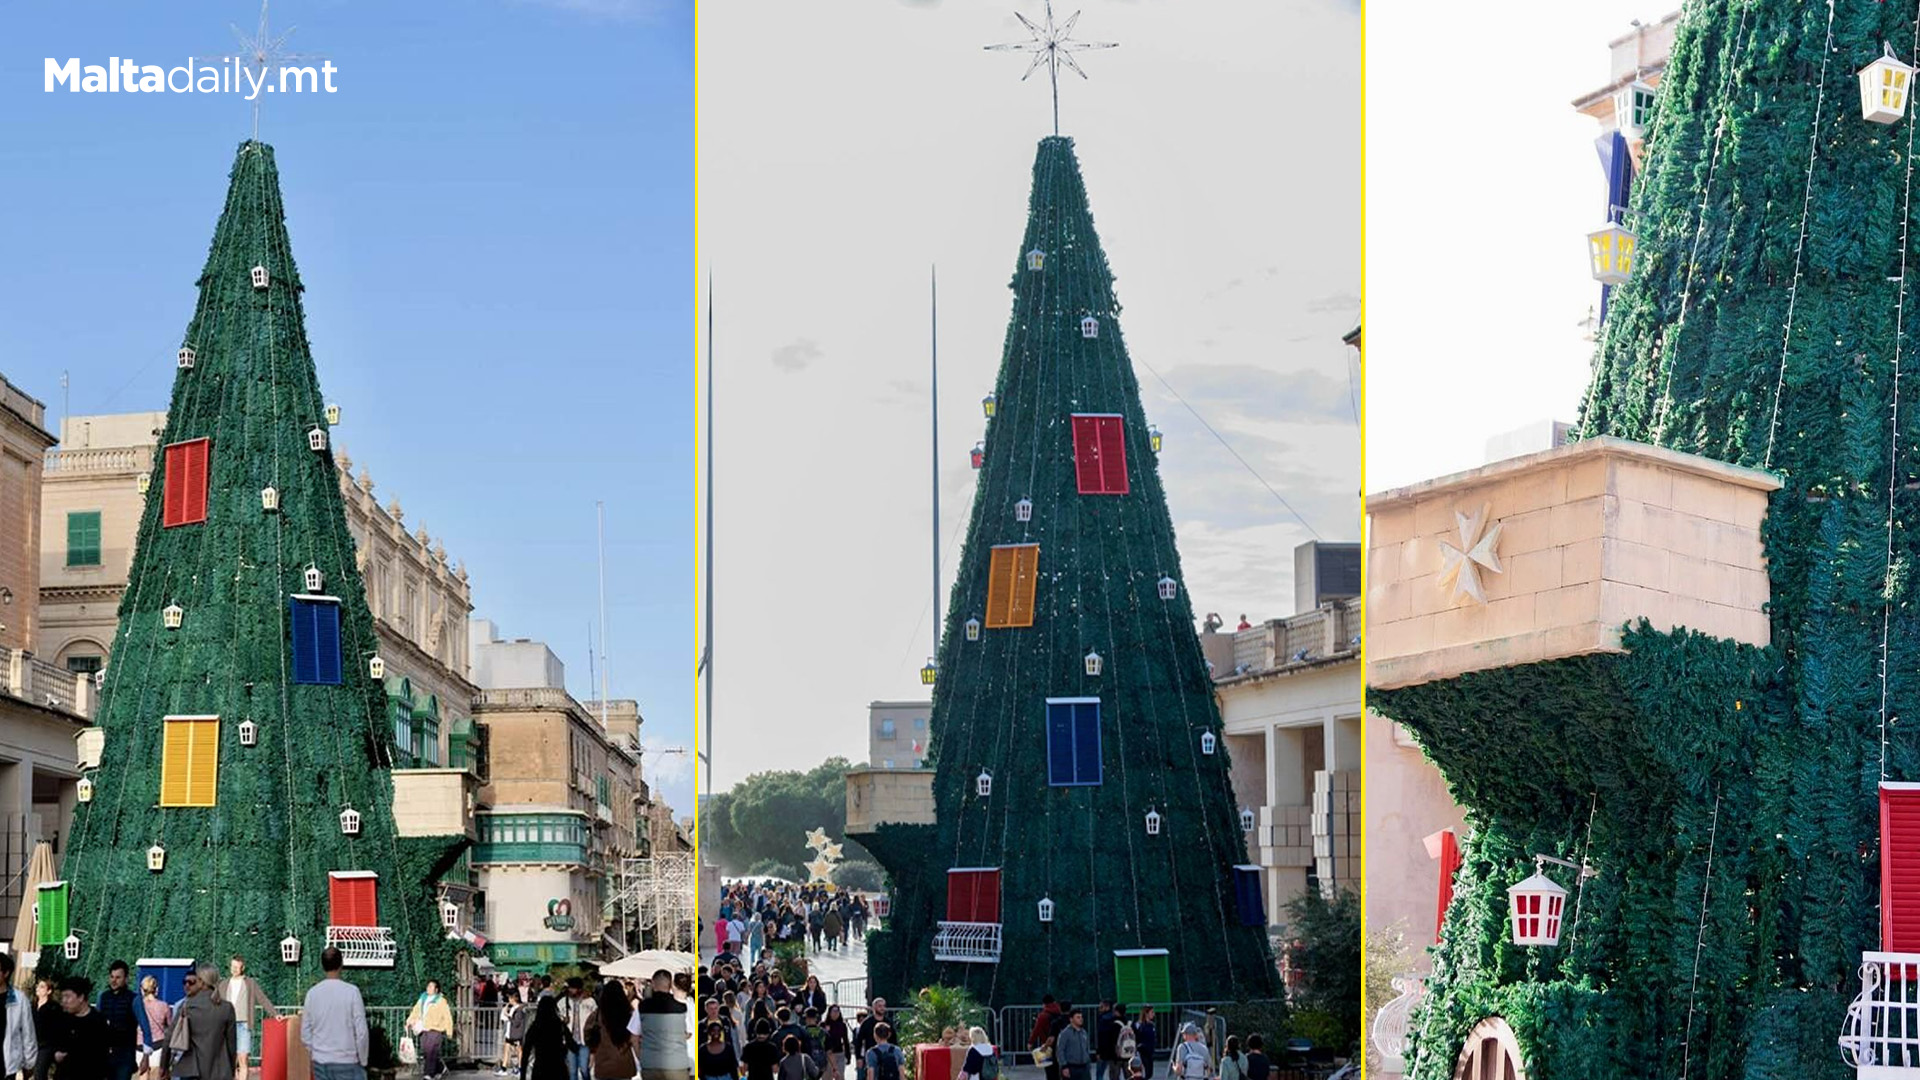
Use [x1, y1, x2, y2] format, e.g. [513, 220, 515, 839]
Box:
[219, 0, 324, 142]
[986, 1, 1118, 136]
[1436, 503, 1504, 605]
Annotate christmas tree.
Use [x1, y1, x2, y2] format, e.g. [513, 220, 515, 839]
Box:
[1373, 4, 1920, 1077]
[48, 142, 463, 1005]
[861, 136, 1278, 1009]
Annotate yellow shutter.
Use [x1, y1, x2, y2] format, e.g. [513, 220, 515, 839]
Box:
[985, 545, 1040, 629]
[161, 717, 219, 807]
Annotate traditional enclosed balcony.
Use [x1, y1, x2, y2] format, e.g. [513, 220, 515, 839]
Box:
[325, 925, 396, 967]
[931, 921, 1002, 964]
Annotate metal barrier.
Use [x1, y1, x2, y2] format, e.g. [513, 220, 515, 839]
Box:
[829, 977, 871, 1008]
[264, 1003, 506, 1068]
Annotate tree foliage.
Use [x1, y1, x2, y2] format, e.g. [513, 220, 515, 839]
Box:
[701, 758, 866, 876]
[1283, 888, 1359, 1055]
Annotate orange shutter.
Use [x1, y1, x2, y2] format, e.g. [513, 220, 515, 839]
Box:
[160, 717, 219, 807]
[985, 545, 1040, 629]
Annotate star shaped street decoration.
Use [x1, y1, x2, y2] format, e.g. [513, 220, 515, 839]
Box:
[1436, 503, 1505, 606]
[220, 0, 324, 142]
[805, 855, 837, 884]
[986, 1, 1118, 136]
[804, 827, 830, 850]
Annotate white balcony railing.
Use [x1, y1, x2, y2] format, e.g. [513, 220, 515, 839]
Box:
[932, 921, 1002, 964]
[1371, 974, 1422, 1074]
[326, 925, 397, 968]
[1841, 952, 1920, 1075]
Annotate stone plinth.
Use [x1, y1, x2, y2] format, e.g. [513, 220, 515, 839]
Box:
[844, 767, 935, 834]
[1367, 437, 1779, 691]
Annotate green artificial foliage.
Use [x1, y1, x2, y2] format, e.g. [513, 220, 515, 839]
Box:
[50, 142, 465, 1006]
[864, 137, 1276, 1010]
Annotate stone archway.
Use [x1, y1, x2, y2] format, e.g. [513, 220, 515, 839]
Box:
[1452, 1017, 1528, 1080]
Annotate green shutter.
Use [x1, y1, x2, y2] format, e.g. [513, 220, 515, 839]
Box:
[597, 774, 610, 807]
[66, 512, 101, 567]
[36, 881, 69, 946]
[1113, 950, 1171, 1012]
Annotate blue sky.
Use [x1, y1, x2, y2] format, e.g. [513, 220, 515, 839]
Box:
[0, 0, 695, 815]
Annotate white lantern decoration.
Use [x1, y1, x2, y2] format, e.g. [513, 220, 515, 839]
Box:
[1038, 896, 1055, 922]
[1084, 649, 1103, 677]
[280, 935, 302, 964]
[1240, 806, 1256, 832]
[326, 403, 342, 426]
[303, 565, 325, 593]
[307, 426, 328, 453]
[340, 807, 362, 836]
[977, 770, 993, 797]
[177, 346, 197, 370]
[440, 898, 460, 930]
[239, 719, 258, 747]
[1587, 223, 1636, 285]
[1081, 316, 1100, 339]
[137, 474, 151, 494]
[63, 934, 80, 961]
[1015, 498, 1033, 522]
[162, 603, 184, 630]
[93, 669, 105, 689]
[369, 655, 386, 680]
[1026, 249, 1046, 272]
[1861, 44, 1916, 125]
[1613, 79, 1656, 140]
[1201, 731, 1217, 755]
[1145, 809, 1162, 836]
[147, 844, 166, 872]
[1157, 576, 1178, 601]
[1508, 871, 1569, 947]
[251, 265, 270, 290]
[965, 618, 981, 642]
[76, 778, 93, 804]
[261, 486, 280, 512]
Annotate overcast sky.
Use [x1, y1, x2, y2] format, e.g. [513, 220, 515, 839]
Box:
[1367, 0, 1672, 492]
[697, 0, 1361, 792]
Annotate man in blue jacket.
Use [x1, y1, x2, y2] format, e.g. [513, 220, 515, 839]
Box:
[97, 961, 144, 1080]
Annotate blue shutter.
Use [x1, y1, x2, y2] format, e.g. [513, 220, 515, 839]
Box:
[1234, 867, 1264, 927]
[290, 598, 343, 686]
[1047, 699, 1103, 786]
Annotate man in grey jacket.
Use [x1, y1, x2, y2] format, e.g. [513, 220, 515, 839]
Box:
[300, 947, 369, 1080]
[0, 953, 37, 1080]
[1055, 1010, 1093, 1080]
[171, 965, 238, 1080]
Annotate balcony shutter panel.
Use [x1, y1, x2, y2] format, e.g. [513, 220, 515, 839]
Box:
[1883, 785, 1920, 951]
[1233, 867, 1264, 927]
[1095, 416, 1129, 494]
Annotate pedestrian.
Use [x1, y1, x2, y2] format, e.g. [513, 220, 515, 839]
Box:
[133, 976, 168, 1080]
[583, 981, 635, 1080]
[519, 997, 576, 1080]
[740, 1020, 780, 1080]
[34, 978, 60, 1080]
[299, 947, 369, 1080]
[169, 966, 237, 1080]
[1240, 1037, 1269, 1080]
[1215, 1039, 1243, 1080]
[405, 980, 454, 1080]
[1054, 1011, 1092, 1080]
[55, 976, 109, 1080]
[796, 979, 827, 1018]
[0, 954, 38, 1080]
[744, 919, 762, 968]
[212, 958, 275, 1080]
[777, 1036, 818, 1080]
[959, 1027, 997, 1080]
[820, 909, 842, 955]
[699, 1022, 740, 1080]
[1129, 1009, 1158, 1080]
[1115, 1020, 1137, 1076]
[1168, 1026, 1209, 1080]
[501, 997, 528, 1077]
[851, 999, 887, 1080]
[635, 969, 694, 1080]
[1095, 1003, 1124, 1080]
[96, 962, 142, 1080]
[821, 1006, 849, 1080]
[555, 980, 595, 1080]
[859, 1025, 902, 1080]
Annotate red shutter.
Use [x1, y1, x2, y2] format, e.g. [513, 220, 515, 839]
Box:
[946, 870, 1002, 923]
[975, 869, 1001, 923]
[1884, 785, 1920, 951]
[329, 874, 378, 927]
[1432, 829, 1462, 944]
[162, 439, 211, 528]
[1070, 415, 1129, 495]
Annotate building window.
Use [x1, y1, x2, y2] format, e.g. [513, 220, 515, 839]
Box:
[914, 717, 926, 729]
[66, 511, 102, 567]
[160, 715, 220, 807]
[985, 544, 1041, 629]
[945, 868, 1001, 923]
[1045, 697, 1103, 786]
[878, 719, 897, 740]
[161, 438, 212, 527]
[64, 655, 103, 675]
[1070, 414, 1130, 495]
[289, 597, 343, 685]
[327, 871, 378, 927]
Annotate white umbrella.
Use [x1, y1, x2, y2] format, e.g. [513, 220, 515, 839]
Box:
[596, 950, 697, 979]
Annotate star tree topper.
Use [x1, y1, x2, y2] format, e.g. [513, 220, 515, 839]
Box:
[1437, 503, 1504, 605]
[986, 1, 1118, 136]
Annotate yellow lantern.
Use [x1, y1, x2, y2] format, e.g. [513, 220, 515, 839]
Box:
[920, 659, 938, 686]
[1862, 44, 1916, 124]
[982, 393, 997, 419]
[1149, 426, 1163, 454]
[1587, 222, 1636, 285]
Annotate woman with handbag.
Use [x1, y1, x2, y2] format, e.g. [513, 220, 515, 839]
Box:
[520, 997, 576, 1080]
[406, 980, 455, 1080]
[583, 982, 637, 1080]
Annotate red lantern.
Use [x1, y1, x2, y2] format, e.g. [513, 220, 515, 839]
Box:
[970, 443, 986, 470]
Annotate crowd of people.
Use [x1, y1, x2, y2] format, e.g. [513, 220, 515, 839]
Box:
[492, 968, 693, 1080]
[709, 883, 871, 966]
[690, 952, 878, 1080]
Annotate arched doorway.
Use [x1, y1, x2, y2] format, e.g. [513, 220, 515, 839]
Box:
[1453, 1017, 1528, 1080]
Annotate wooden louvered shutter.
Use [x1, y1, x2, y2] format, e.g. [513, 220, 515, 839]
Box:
[1071, 415, 1129, 495]
[1072, 415, 1104, 493]
[946, 871, 976, 922]
[1095, 416, 1129, 494]
[985, 545, 1040, 629]
[182, 440, 210, 523]
[291, 598, 344, 686]
[162, 439, 211, 527]
[1883, 784, 1920, 951]
[329, 874, 378, 927]
[160, 717, 219, 807]
[975, 869, 1001, 923]
[1234, 867, 1264, 927]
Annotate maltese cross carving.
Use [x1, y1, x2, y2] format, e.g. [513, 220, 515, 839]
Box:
[1437, 502, 1504, 605]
